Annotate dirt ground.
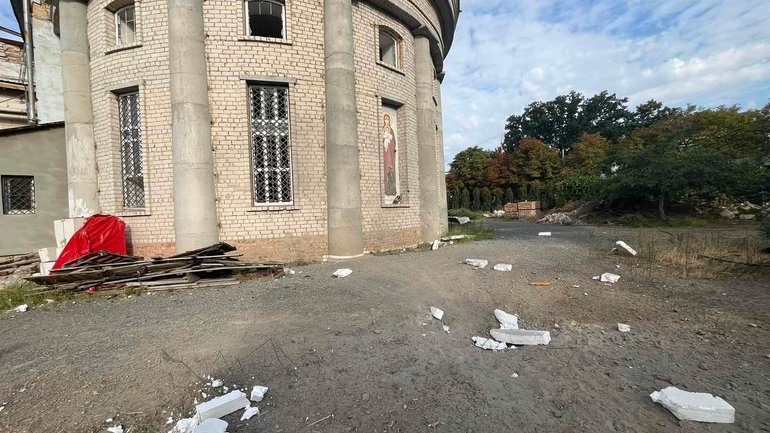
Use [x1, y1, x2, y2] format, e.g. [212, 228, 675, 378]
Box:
[1, 223, 768, 433]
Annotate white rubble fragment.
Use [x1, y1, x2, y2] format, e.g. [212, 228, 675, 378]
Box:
[166, 417, 174, 425]
[196, 390, 250, 421]
[465, 259, 488, 269]
[600, 273, 621, 283]
[240, 405, 260, 421]
[431, 240, 440, 251]
[332, 268, 352, 278]
[490, 329, 551, 346]
[511, 373, 519, 378]
[615, 241, 637, 256]
[105, 418, 114, 423]
[493, 263, 513, 272]
[210, 379, 223, 388]
[618, 323, 631, 333]
[442, 325, 450, 333]
[169, 418, 199, 433]
[192, 418, 228, 433]
[650, 386, 734, 423]
[472, 336, 508, 351]
[14, 304, 28, 313]
[107, 426, 124, 433]
[250, 386, 268, 402]
[430, 306, 444, 321]
[538, 232, 552, 237]
[493, 309, 519, 330]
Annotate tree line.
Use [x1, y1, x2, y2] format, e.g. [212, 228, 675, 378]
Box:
[446, 91, 770, 218]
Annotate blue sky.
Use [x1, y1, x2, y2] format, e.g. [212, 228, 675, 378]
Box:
[0, 1, 20, 41]
[442, 0, 770, 166]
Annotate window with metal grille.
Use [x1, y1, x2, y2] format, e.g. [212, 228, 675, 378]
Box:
[115, 5, 136, 46]
[1, 175, 35, 215]
[118, 91, 145, 208]
[249, 84, 293, 205]
[245, 0, 285, 39]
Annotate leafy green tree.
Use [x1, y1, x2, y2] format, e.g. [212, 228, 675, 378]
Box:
[460, 188, 470, 209]
[492, 188, 504, 210]
[504, 91, 584, 157]
[447, 188, 460, 210]
[480, 187, 493, 211]
[504, 187, 515, 205]
[512, 138, 561, 183]
[472, 188, 481, 211]
[447, 147, 491, 190]
[565, 133, 609, 175]
[518, 184, 529, 201]
[634, 100, 680, 129]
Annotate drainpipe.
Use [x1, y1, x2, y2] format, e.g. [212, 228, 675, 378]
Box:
[21, 0, 37, 124]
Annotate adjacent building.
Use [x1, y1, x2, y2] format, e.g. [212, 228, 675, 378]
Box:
[58, 0, 459, 261]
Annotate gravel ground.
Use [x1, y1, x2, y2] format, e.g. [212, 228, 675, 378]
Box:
[0, 223, 768, 432]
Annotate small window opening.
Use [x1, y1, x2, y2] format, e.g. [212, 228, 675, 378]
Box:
[1, 175, 35, 215]
[115, 5, 136, 46]
[246, 0, 285, 39]
[379, 29, 398, 67]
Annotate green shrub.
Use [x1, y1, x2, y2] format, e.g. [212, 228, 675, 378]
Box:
[448, 208, 485, 220]
[553, 174, 602, 207]
[762, 217, 770, 238]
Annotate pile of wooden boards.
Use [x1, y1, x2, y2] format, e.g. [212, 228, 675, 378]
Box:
[24, 243, 282, 294]
[0, 253, 40, 285]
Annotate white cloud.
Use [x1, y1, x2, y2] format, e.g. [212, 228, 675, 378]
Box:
[441, 0, 770, 167]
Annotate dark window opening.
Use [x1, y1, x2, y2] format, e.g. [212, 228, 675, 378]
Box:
[247, 0, 285, 39]
[2, 175, 35, 215]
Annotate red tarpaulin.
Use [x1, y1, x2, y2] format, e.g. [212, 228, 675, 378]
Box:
[52, 214, 127, 270]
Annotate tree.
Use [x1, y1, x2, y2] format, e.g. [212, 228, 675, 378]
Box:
[512, 138, 561, 184]
[448, 188, 460, 210]
[504, 187, 515, 205]
[447, 147, 491, 190]
[471, 188, 481, 211]
[504, 91, 584, 157]
[480, 187, 493, 211]
[460, 188, 470, 209]
[565, 133, 609, 175]
[581, 91, 635, 142]
[518, 184, 529, 201]
[633, 100, 679, 129]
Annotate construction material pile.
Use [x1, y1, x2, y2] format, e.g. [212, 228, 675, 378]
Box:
[0, 253, 40, 287]
[23, 243, 281, 294]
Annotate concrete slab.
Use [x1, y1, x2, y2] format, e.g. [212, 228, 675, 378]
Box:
[192, 418, 228, 433]
[650, 386, 734, 423]
[465, 259, 488, 269]
[616, 241, 637, 256]
[494, 309, 518, 329]
[490, 328, 551, 345]
[195, 390, 249, 421]
[430, 306, 444, 320]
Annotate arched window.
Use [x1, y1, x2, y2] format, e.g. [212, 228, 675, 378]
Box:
[114, 5, 136, 46]
[246, 0, 285, 39]
[379, 29, 399, 68]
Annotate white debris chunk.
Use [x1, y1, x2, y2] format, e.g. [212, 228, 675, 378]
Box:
[493, 309, 519, 330]
[431, 240, 440, 251]
[250, 386, 268, 402]
[430, 306, 444, 320]
[105, 418, 113, 423]
[618, 323, 631, 332]
[442, 325, 450, 333]
[615, 241, 637, 256]
[107, 426, 124, 433]
[169, 418, 199, 433]
[472, 336, 508, 351]
[493, 263, 513, 272]
[210, 379, 223, 388]
[465, 259, 488, 269]
[600, 273, 621, 283]
[196, 390, 250, 421]
[650, 387, 734, 423]
[14, 304, 28, 313]
[241, 405, 260, 421]
[332, 268, 352, 278]
[538, 232, 552, 237]
[166, 417, 174, 425]
[490, 329, 551, 346]
[192, 418, 228, 433]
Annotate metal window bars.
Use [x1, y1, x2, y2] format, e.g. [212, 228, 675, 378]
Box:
[1, 175, 35, 215]
[118, 91, 145, 208]
[249, 84, 293, 205]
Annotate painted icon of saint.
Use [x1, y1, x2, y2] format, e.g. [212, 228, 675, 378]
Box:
[382, 112, 398, 197]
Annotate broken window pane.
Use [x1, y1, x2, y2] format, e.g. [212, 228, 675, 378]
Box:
[115, 5, 136, 46]
[1, 175, 35, 215]
[246, 0, 285, 39]
[249, 84, 293, 205]
[379, 29, 398, 67]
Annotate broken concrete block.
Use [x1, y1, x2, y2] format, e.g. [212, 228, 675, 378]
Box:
[465, 259, 488, 269]
[615, 241, 637, 256]
[54, 217, 85, 248]
[210, 379, 223, 388]
[196, 390, 249, 421]
[107, 426, 124, 433]
[431, 239, 440, 251]
[430, 306, 444, 320]
[493, 263, 512, 272]
[618, 323, 631, 332]
[14, 304, 28, 313]
[494, 309, 519, 330]
[37, 247, 58, 263]
[169, 418, 199, 433]
[600, 273, 620, 283]
[192, 418, 228, 433]
[240, 405, 259, 421]
[332, 268, 352, 278]
[442, 325, 450, 333]
[490, 329, 551, 346]
[472, 336, 508, 351]
[538, 232, 552, 236]
[39, 261, 55, 276]
[650, 386, 734, 423]
[250, 385, 268, 402]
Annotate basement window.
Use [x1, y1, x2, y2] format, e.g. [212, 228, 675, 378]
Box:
[379, 29, 399, 68]
[115, 5, 136, 46]
[1, 175, 35, 215]
[246, 0, 285, 39]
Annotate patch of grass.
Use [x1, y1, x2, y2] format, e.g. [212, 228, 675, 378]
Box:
[446, 222, 494, 241]
[617, 214, 711, 228]
[448, 208, 485, 220]
[0, 279, 72, 310]
[123, 286, 147, 297]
